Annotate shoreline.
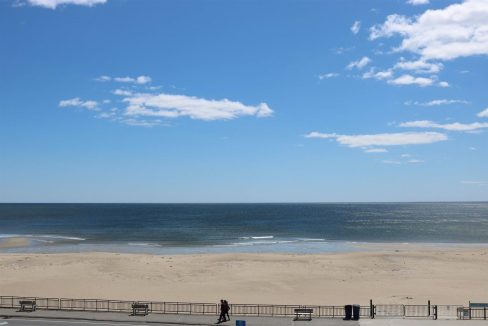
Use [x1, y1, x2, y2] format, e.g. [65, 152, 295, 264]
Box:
[3, 235, 488, 255]
[1, 245, 488, 306]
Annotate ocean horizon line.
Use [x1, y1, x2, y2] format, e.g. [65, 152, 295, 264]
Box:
[1, 201, 487, 205]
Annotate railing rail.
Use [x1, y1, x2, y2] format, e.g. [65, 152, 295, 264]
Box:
[0, 295, 471, 320]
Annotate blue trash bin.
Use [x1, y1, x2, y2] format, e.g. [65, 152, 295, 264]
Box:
[236, 320, 246, 326]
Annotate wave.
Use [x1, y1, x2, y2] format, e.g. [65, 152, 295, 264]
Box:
[127, 242, 161, 247]
[239, 235, 274, 240]
[0, 234, 86, 241]
[224, 237, 328, 247]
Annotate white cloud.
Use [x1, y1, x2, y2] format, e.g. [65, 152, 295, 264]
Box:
[95, 111, 116, 119]
[439, 81, 450, 88]
[364, 148, 388, 153]
[370, 0, 488, 61]
[304, 131, 447, 147]
[408, 159, 424, 163]
[59, 97, 99, 110]
[470, 146, 478, 150]
[461, 180, 487, 185]
[27, 0, 106, 9]
[122, 92, 273, 121]
[409, 99, 470, 106]
[113, 89, 133, 96]
[394, 59, 443, 74]
[346, 56, 372, 70]
[121, 118, 161, 127]
[383, 160, 402, 165]
[387, 74, 434, 86]
[319, 72, 339, 79]
[407, 0, 429, 5]
[351, 21, 361, 34]
[113, 75, 152, 85]
[362, 68, 393, 80]
[399, 120, 488, 132]
[95, 75, 111, 82]
[477, 108, 488, 117]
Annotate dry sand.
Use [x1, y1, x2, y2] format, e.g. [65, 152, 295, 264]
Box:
[0, 243, 487, 306]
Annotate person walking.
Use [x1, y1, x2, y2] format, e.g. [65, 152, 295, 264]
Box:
[223, 300, 230, 321]
[218, 299, 226, 323]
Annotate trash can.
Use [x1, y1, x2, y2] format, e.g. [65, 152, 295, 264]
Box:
[352, 304, 360, 320]
[344, 305, 352, 320]
[236, 320, 246, 326]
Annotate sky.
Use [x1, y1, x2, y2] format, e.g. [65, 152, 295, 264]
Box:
[0, 0, 487, 203]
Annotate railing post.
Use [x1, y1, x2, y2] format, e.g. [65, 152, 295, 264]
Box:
[484, 307, 486, 320]
[370, 300, 374, 319]
[428, 300, 430, 316]
[469, 307, 471, 320]
[433, 305, 438, 320]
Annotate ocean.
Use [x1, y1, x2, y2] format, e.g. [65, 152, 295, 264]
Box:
[1, 202, 488, 254]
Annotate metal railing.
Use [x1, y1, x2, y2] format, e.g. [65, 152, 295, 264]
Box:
[458, 307, 488, 320]
[0, 295, 473, 320]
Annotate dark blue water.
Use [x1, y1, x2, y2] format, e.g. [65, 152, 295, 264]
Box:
[1, 203, 488, 253]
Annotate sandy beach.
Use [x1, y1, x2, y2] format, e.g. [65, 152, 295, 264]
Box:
[1, 242, 487, 306]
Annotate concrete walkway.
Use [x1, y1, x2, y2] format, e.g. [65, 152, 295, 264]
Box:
[0, 308, 358, 326]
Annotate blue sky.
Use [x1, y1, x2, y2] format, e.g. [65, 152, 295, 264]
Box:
[1, 0, 487, 202]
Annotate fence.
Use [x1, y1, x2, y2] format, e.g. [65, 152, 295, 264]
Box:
[0, 295, 475, 320]
[458, 307, 488, 320]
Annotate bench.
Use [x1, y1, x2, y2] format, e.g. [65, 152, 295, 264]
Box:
[131, 303, 149, 316]
[294, 308, 313, 321]
[19, 300, 36, 312]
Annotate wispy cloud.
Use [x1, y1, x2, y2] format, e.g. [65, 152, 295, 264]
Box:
[318, 72, 339, 80]
[408, 159, 424, 164]
[113, 89, 133, 96]
[114, 76, 152, 85]
[121, 118, 162, 127]
[362, 68, 393, 80]
[406, 0, 429, 5]
[95, 75, 152, 85]
[59, 97, 99, 110]
[383, 160, 402, 165]
[305, 131, 447, 147]
[25, 0, 106, 9]
[406, 99, 470, 106]
[122, 92, 273, 121]
[461, 180, 487, 186]
[394, 59, 443, 74]
[346, 56, 371, 70]
[351, 21, 361, 35]
[95, 75, 111, 82]
[399, 120, 488, 132]
[387, 74, 435, 87]
[364, 148, 388, 153]
[477, 108, 488, 118]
